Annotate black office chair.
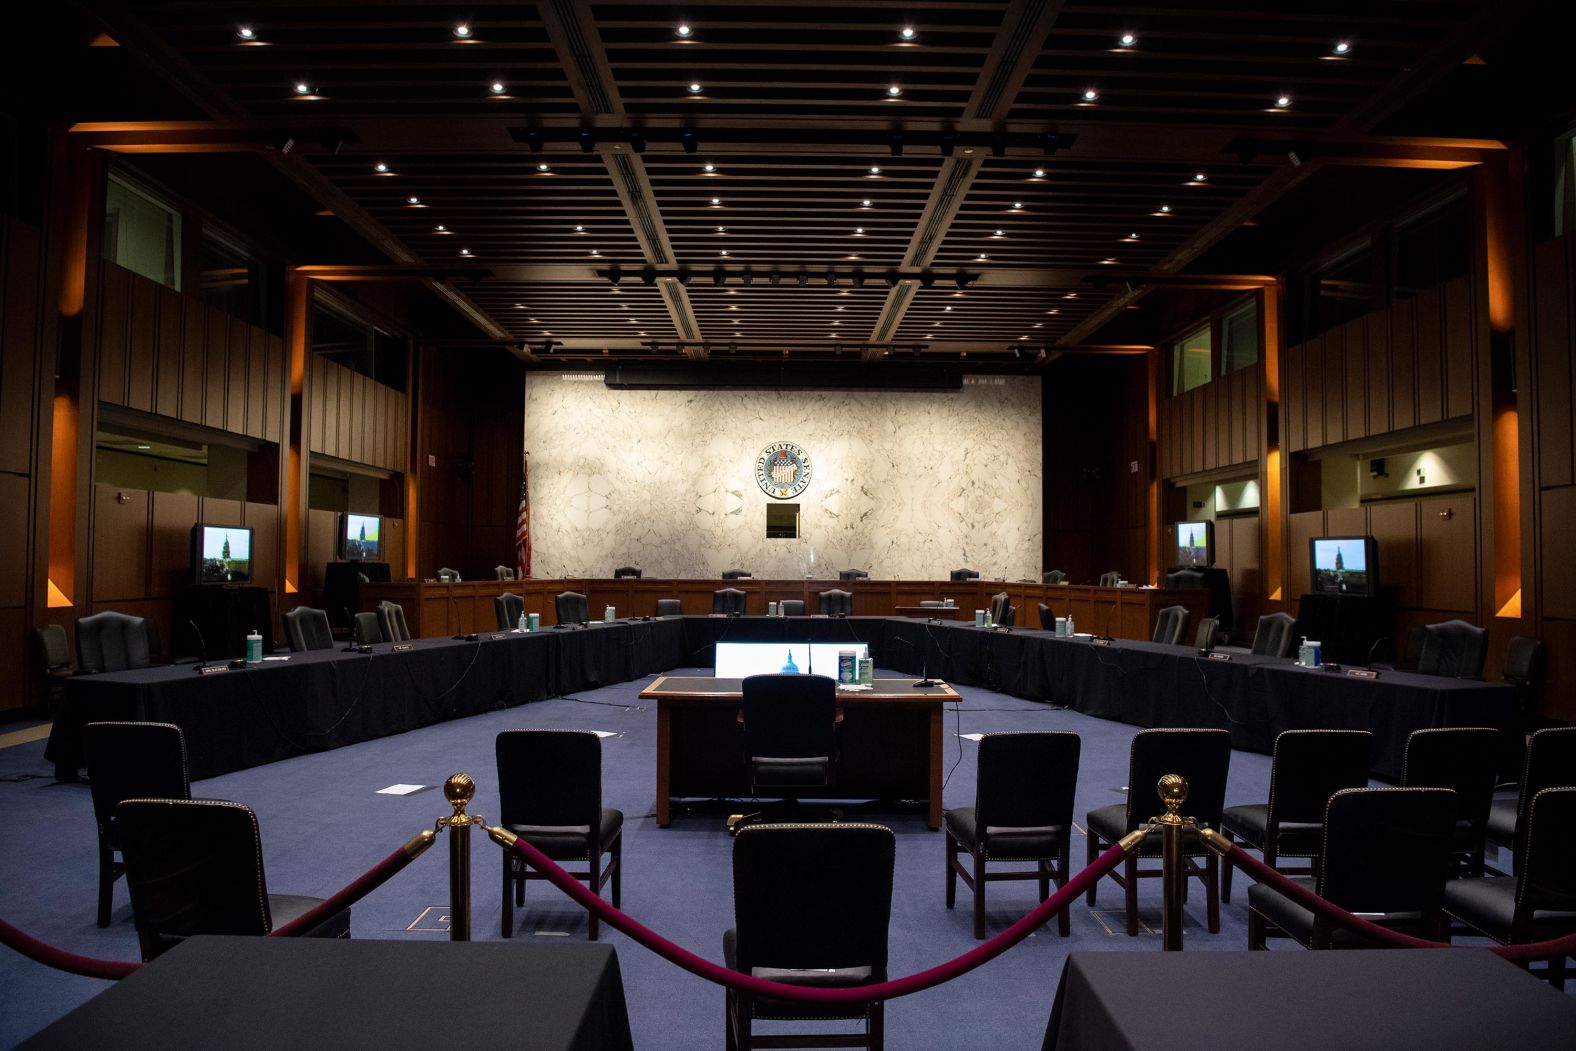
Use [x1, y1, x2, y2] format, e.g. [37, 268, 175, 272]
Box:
[1402, 727, 1499, 876]
[437, 568, 461, 583]
[839, 569, 870, 581]
[713, 588, 747, 615]
[376, 601, 411, 643]
[725, 823, 894, 1051]
[493, 565, 516, 581]
[1042, 570, 1066, 584]
[495, 591, 524, 631]
[1446, 787, 1576, 987]
[1086, 728, 1232, 935]
[1037, 602, 1055, 631]
[819, 589, 853, 616]
[75, 611, 152, 674]
[721, 569, 752, 580]
[1417, 619, 1489, 679]
[613, 565, 641, 579]
[989, 592, 1011, 624]
[84, 722, 191, 928]
[949, 568, 979, 582]
[1247, 787, 1454, 950]
[1250, 612, 1297, 658]
[117, 799, 351, 962]
[946, 731, 1081, 939]
[779, 599, 805, 616]
[1486, 727, 1576, 872]
[1151, 605, 1189, 646]
[555, 591, 589, 625]
[496, 730, 623, 941]
[741, 674, 838, 805]
[1503, 635, 1546, 689]
[282, 606, 334, 652]
[32, 624, 73, 714]
[656, 598, 683, 616]
[1098, 571, 1121, 587]
[1194, 616, 1220, 649]
[1168, 569, 1206, 590]
[1219, 730, 1373, 903]
[352, 611, 383, 645]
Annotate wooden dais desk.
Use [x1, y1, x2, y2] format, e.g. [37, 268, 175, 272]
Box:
[639, 675, 962, 829]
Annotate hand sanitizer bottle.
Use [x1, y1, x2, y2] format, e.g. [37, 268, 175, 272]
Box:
[517, 612, 527, 633]
[782, 650, 799, 674]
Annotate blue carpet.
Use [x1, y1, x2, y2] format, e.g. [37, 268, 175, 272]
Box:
[0, 671, 1514, 1048]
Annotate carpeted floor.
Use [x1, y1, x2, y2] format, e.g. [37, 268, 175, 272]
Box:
[0, 670, 1517, 1048]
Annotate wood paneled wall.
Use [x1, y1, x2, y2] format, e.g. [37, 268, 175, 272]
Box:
[1158, 364, 1262, 478]
[300, 506, 406, 603]
[1284, 275, 1476, 454]
[308, 355, 408, 473]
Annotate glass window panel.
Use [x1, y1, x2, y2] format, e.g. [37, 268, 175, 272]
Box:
[1221, 302, 1259, 374]
[1171, 325, 1212, 394]
[1393, 194, 1471, 299]
[103, 174, 181, 289]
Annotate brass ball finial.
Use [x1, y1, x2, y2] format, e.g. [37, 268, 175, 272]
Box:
[444, 773, 475, 814]
[1157, 773, 1189, 816]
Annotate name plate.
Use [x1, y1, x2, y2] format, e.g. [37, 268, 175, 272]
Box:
[490, 633, 509, 641]
[1345, 667, 1380, 679]
[391, 643, 414, 652]
[1091, 637, 1113, 647]
[196, 664, 229, 676]
[1206, 651, 1233, 662]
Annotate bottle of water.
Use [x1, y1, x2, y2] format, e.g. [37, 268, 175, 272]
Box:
[517, 612, 527, 633]
[782, 650, 799, 674]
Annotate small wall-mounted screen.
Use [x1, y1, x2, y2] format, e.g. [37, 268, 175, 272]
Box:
[1311, 536, 1377, 596]
[1175, 520, 1213, 568]
[342, 513, 381, 560]
[194, 524, 252, 584]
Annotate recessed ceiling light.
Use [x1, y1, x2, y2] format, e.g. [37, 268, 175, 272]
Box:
[1012, 201, 1023, 209]
[237, 26, 256, 41]
[1019, 335, 1029, 340]
[1192, 173, 1207, 182]
[1158, 204, 1172, 213]
[977, 253, 988, 261]
[293, 82, 312, 95]
[868, 166, 882, 175]
[454, 24, 472, 39]
[407, 196, 421, 205]
[861, 199, 873, 208]
[434, 224, 448, 232]
[900, 26, 916, 41]
[1119, 32, 1136, 47]
[1082, 88, 1099, 102]
[589, 249, 600, 256]
[574, 225, 586, 233]
[135, 443, 151, 450]
[835, 305, 844, 311]
[887, 85, 903, 97]
[1032, 169, 1046, 178]
[460, 248, 472, 256]
[1334, 40, 1351, 55]
[944, 306, 952, 312]
[993, 229, 1005, 237]
[710, 197, 722, 206]
[1063, 292, 1079, 299]
[688, 82, 703, 95]
[703, 162, 716, 173]
[373, 162, 389, 173]
[490, 81, 506, 95]
[832, 320, 841, 325]
[1274, 95, 1292, 108]
[716, 226, 726, 233]
[537, 163, 551, 172]
[719, 250, 729, 256]
[1100, 257, 1117, 264]
[854, 227, 865, 235]
[729, 305, 739, 310]
[676, 23, 693, 38]
[638, 331, 647, 336]
[1046, 309, 1059, 314]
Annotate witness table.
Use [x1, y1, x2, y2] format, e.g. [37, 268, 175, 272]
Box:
[19, 936, 633, 1051]
[639, 675, 961, 828]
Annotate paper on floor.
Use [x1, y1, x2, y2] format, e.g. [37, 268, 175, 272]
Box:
[956, 733, 984, 742]
[376, 783, 428, 795]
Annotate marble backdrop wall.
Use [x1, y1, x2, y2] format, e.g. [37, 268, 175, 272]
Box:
[521, 373, 1042, 580]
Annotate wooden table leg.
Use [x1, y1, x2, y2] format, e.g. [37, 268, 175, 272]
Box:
[927, 703, 944, 829]
[656, 699, 672, 827]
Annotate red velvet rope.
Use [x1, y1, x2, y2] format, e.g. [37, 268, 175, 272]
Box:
[0, 918, 140, 981]
[268, 841, 423, 938]
[1215, 838, 1576, 962]
[496, 830, 1136, 1005]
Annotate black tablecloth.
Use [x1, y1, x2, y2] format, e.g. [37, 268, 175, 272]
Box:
[18, 936, 633, 1051]
[1043, 949, 1576, 1051]
[173, 585, 273, 660]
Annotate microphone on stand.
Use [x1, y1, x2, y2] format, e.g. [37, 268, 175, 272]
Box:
[188, 620, 208, 671]
[342, 608, 360, 651]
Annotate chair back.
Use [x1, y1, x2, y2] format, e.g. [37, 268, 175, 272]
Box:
[1043, 570, 1066, 584]
[976, 732, 1081, 838]
[34, 624, 72, 675]
[1502, 635, 1545, 688]
[1098, 571, 1121, 587]
[839, 569, 870, 581]
[989, 592, 1010, 624]
[713, 588, 747, 615]
[376, 601, 410, 642]
[1037, 602, 1054, 631]
[282, 606, 334, 652]
[1251, 612, 1297, 657]
[656, 598, 683, 616]
[352, 611, 383, 645]
[1512, 727, 1576, 857]
[741, 674, 837, 762]
[1402, 727, 1498, 836]
[493, 565, 516, 580]
[1317, 787, 1453, 915]
[780, 599, 805, 616]
[555, 591, 589, 625]
[1151, 605, 1189, 646]
[1122, 728, 1232, 831]
[1169, 569, 1206, 590]
[84, 722, 191, 837]
[950, 568, 979, 582]
[613, 566, 642, 579]
[75, 612, 152, 674]
[117, 799, 274, 960]
[819, 589, 853, 616]
[731, 823, 893, 979]
[436, 568, 461, 583]
[495, 592, 524, 631]
[1193, 616, 1220, 649]
[1001, 603, 1017, 627]
[721, 569, 752, 579]
[1264, 730, 1373, 826]
[1517, 788, 1576, 913]
[495, 730, 604, 833]
[1418, 619, 1489, 678]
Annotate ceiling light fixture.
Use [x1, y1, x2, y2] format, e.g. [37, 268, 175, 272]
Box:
[887, 85, 903, 97]
[575, 225, 586, 233]
[490, 81, 506, 95]
[868, 166, 882, 175]
[1192, 172, 1207, 182]
[900, 26, 916, 41]
[454, 24, 472, 39]
[688, 82, 703, 95]
[238, 26, 257, 41]
[703, 162, 716, 173]
[536, 163, 551, 172]
[293, 82, 312, 95]
[434, 224, 448, 233]
[1032, 168, 1046, 178]
[459, 248, 472, 256]
[676, 23, 693, 38]
[1333, 40, 1351, 55]
[861, 199, 873, 208]
[1274, 94, 1292, 108]
[1158, 204, 1172, 213]
[710, 197, 722, 206]
[373, 162, 389, 173]
[407, 196, 421, 205]
[1081, 88, 1099, 102]
[1119, 32, 1136, 47]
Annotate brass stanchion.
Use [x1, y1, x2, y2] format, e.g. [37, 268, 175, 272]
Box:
[1154, 774, 1190, 952]
[435, 773, 486, 942]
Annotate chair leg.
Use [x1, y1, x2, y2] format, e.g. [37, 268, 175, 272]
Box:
[1219, 829, 1235, 903]
[1204, 854, 1220, 934]
[725, 991, 737, 1051]
[868, 999, 884, 1051]
[972, 852, 987, 940]
[1038, 859, 1050, 904]
[735, 992, 752, 1050]
[501, 855, 514, 939]
[1085, 833, 1100, 906]
[1057, 845, 1071, 937]
[588, 867, 600, 942]
[1123, 854, 1139, 937]
[1248, 909, 1265, 950]
[611, 838, 622, 908]
[97, 843, 115, 929]
[944, 832, 957, 909]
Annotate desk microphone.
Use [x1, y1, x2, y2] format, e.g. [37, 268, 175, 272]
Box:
[1096, 600, 1118, 643]
[893, 630, 941, 687]
[188, 620, 208, 672]
[342, 607, 360, 652]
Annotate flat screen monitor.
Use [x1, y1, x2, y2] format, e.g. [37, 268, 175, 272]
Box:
[1175, 520, 1213, 568]
[1310, 536, 1379, 597]
[192, 524, 252, 585]
[339, 513, 382, 561]
[715, 642, 869, 679]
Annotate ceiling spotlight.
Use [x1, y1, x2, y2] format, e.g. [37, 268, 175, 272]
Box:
[575, 225, 586, 233]
[578, 130, 598, 152]
[1012, 201, 1023, 209]
[825, 269, 838, 286]
[641, 267, 657, 285]
[868, 166, 882, 175]
[710, 197, 722, 206]
[1274, 95, 1292, 108]
[953, 271, 972, 289]
[454, 24, 472, 39]
[852, 270, 866, 288]
[525, 130, 544, 152]
[373, 162, 389, 173]
[1333, 40, 1351, 55]
[993, 229, 1005, 237]
[688, 82, 703, 95]
[883, 271, 899, 288]
[1159, 204, 1172, 213]
[293, 82, 312, 95]
[490, 81, 506, 95]
[919, 272, 936, 288]
[434, 224, 448, 232]
[939, 131, 957, 157]
[712, 266, 727, 285]
[589, 249, 601, 257]
[677, 267, 693, 286]
[887, 85, 903, 97]
[628, 131, 647, 153]
[900, 26, 916, 41]
[459, 248, 472, 256]
[861, 199, 873, 208]
[1032, 168, 1046, 178]
[719, 250, 729, 256]
[407, 196, 421, 205]
[716, 226, 727, 233]
[889, 133, 904, 156]
[607, 265, 623, 285]
[944, 305, 952, 312]
[1082, 88, 1099, 102]
[1119, 32, 1136, 47]
[854, 227, 865, 236]
[976, 253, 989, 261]
[742, 269, 754, 285]
[537, 163, 550, 172]
[237, 26, 256, 40]
[703, 162, 716, 173]
[676, 23, 693, 38]
[1192, 172, 1207, 182]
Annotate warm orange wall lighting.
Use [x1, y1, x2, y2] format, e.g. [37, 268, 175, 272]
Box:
[283, 273, 309, 594]
[1480, 160, 1522, 619]
[1492, 405, 1522, 617]
[405, 472, 420, 581]
[1261, 285, 1284, 603]
[46, 392, 78, 606]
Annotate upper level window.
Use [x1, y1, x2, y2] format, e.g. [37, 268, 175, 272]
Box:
[312, 295, 408, 392]
[1302, 244, 1373, 341]
[1171, 324, 1212, 394]
[200, 231, 270, 329]
[1555, 126, 1576, 237]
[103, 173, 181, 290]
[1393, 193, 1470, 299]
[1221, 301, 1259, 375]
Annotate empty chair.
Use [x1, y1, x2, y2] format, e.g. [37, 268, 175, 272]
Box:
[32, 624, 73, 713]
[721, 569, 752, 579]
[725, 823, 894, 1051]
[75, 611, 152, 674]
[1000, 604, 1017, 627]
[819, 589, 853, 616]
[1402, 727, 1499, 876]
[555, 591, 589, 625]
[1151, 605, 1189, 646]
[436, 568, 461, 583]
[1250, 612, 1297, 658]
[493, 565, 516, 581]
[117, 799, 351, 962]
[779, 599, 805, 616]
[989, 592, 1011, 624]
[1086, 728, 1232, 935]
[352, 612, 383, 645]
[495, 592, 524, 631]
[1098, 571, 1121, 587]
[1486, 726, 1576, 867]
[655, 598, 683, 616]
[84, 722, 191, 928]
[496, 730, 623, 940]
[713, 588, 747, 615]
[282, 606, 334, 652]
[1446, 787, 1576, 986]
[1247, 787, 1455, 949]
[1503, 635, 1546, 689]
[1038, 602, 1055, 631]
[1219, 730, 1373, 903]
[740, 674, 839, 805]
[1042, 570, 1066, 584]
[946, 731, 1081, 939]
[1168, 569, 1206, 590]
[612, 565, 641, 579]
[839, 569, 870, 581]
[1194, 616, 1220, 649]
[950, 568, 980, 582]
[1417, 619, 1489, 679]
[376, 601, 411, 643]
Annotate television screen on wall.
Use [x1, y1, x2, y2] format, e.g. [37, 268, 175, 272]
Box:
[192, 524, 252, 585]
[1310, 536, 1379, 597]
[1175, 520, 1213, 568]
[339, 513, 382, 561]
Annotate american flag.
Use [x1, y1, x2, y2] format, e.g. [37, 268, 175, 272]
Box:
[515, 453, 532, 579]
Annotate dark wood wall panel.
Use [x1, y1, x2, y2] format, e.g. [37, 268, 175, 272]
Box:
[1533, 238, 1573, 488]
[0, 216, 45, 712]
[1344, 321, 1368, 442]
[1443, 277, 1475, 422]
[1418, 494, 1476, 613]
[155, 287, 182, 418]
[1305, 334, 1325, 449]
[91, 484, 150, 602]
[1323, 329, 1345, 446]
[304, 356, 407, 472]
[149, 490, 198, 598]
[1157, 363, 1263, 482]
[180, 298, 206, 425]
[1390, 301, 1417, 431]
[1368, 501, 1419, 610]
[1414, 286, 1444, 426]
[1366, 312, 1391, 437]
[0, 473, 29, 608]
[1287, 510, 1321, 602]
[98, 263, 130, 407]
[0, 218, 42, 476]
[1540, 486, 1576, 620]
